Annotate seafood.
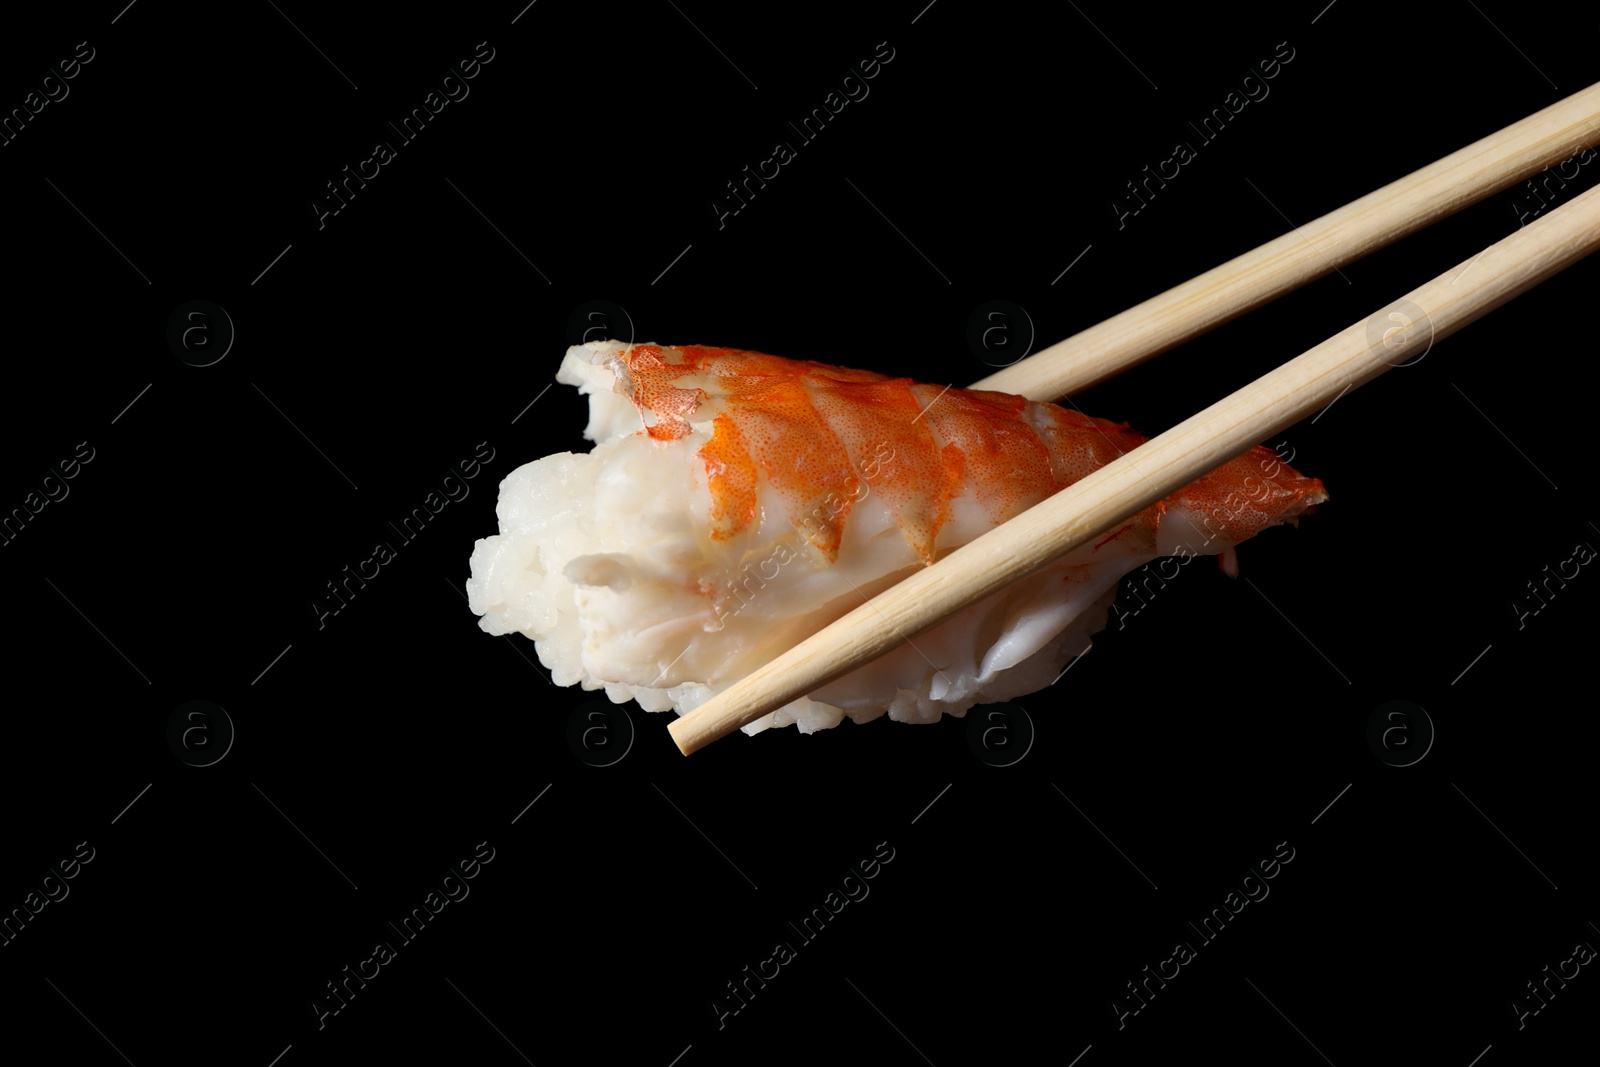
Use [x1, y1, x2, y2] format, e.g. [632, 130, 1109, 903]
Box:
[466, 341, 1327, 734]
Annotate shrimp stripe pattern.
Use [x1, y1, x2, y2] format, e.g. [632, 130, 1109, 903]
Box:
[614, 343, 1325, 564]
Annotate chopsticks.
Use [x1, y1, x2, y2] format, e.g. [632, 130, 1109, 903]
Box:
[666, 160, 1600, 757]
[972, 81, 1600, 403]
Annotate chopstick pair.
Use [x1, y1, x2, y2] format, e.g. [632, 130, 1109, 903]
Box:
[668, 82, 1600, 756]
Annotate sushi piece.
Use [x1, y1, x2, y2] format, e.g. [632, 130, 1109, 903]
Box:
[466, 341, 1326, 735]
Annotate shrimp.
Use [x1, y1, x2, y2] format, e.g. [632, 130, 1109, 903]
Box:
[467, 341, 1327, 735]
[577, 341, 1323, 562]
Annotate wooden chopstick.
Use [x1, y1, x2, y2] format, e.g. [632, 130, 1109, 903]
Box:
[668, 183, 1600, 755]
[972, 81, 1600, 403]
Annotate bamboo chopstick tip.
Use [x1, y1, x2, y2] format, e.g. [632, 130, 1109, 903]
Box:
[666, 716, 700, 756]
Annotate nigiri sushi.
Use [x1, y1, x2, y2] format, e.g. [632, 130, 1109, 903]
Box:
[466, 341, 1326, 735]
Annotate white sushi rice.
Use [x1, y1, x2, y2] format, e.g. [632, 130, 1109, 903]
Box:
[466, 342, 1231, 735]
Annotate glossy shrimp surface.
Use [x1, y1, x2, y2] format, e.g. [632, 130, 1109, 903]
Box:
[609, 343, 1326, 566]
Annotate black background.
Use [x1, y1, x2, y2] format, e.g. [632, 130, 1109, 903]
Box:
[1, 2, 1595, 1065]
